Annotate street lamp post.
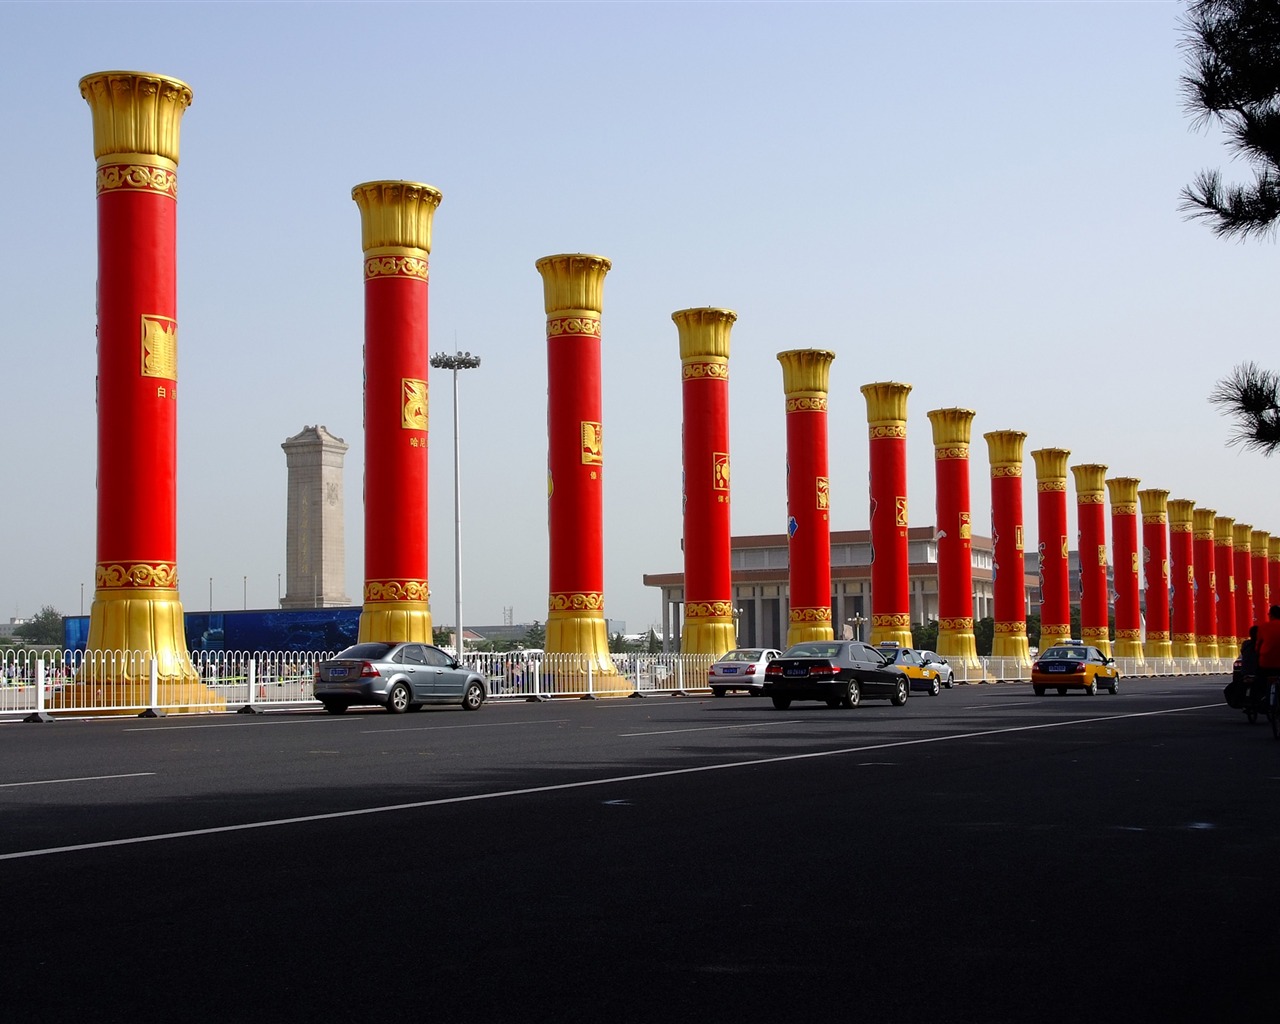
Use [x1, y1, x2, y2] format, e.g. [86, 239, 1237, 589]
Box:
[429, 350, 481, 660]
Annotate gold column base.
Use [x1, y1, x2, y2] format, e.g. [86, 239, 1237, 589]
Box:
[1197, 637, 1220, 660]
[1219, 637, 1239, 660]
[85, 589, 198, 682]
[1080, 627, 1110, 657]
[1040, 624, 1072, 649]
[1112, 638, 1145, 664]
[681, 616, 736, 656]
[1143, 639, 1173, 660]
[1171, 639, 1199, 662]
[788, 621, 835, 647]
[992, 625, 1032, 666]
[935, 629, 983, 671]
[867, 625, 911, 648]
[359, 601, 432, 643]
[547, 609, 629, 696]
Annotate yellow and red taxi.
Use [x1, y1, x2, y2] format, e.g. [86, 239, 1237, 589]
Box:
[1031, 641, 1120, 696]
[875, 642, 943, 696]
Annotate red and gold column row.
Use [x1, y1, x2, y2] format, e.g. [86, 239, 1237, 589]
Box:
[779, 350, 836, 647]
[1214, 515, 1237, 659]
[1251, 530, 1270, 627]
[985, 430, 1030, 666]
[929, 409, 980, 669]
[1271, 538, 1280, 616]
[1193, 507, 1219, 660]
[1168, 499, 1199, 661]
[1072, 464, 1110, 656]
[1233, 524, 1253, 643]
[676, 308, 736, 656]
[863, 383, 913, 648]
[1138, 489, 1172, 660]
[1106, 477, 1142, 664]
[352, 181, 440, 643]
[1032, 448, 1071, 649]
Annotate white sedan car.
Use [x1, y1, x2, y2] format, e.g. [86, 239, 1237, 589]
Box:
[707, 648, 783, 697]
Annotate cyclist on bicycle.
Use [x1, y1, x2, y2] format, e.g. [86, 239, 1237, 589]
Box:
[1252, 605, 1280, 707]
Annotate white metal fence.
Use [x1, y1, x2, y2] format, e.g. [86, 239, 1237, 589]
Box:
[0, 647, 1235, 719]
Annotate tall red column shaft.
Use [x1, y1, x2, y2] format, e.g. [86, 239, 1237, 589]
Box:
[1072, 465, 1110, 655]
[1138, 489, 1172, 660]
[1192, 507, 1219, 660]
[1106, 477, 1142, 664]
[1168, 500, 1198, 660]
[352, 181, 440, 643]
[81, 70, 197, 687]
[1032, 449, 1071, 648]
[1233, 525, 1253, 640]
[1252, 530, 1271, 626]
[1270, 538, 1280, 615]
[929, 409, 979, 668]
[779, 350, 835, 646]
[1214, 516, 1237, 659]
[985, 430, 1030, 666]
[862, 382, 913, 647]
[675, 308, 736, 655]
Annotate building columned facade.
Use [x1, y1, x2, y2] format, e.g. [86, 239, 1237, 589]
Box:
[643, 526, 1037, 652]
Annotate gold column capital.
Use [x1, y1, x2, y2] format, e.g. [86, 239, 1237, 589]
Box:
[1232, 522, 1252, 550]
[984, 429, 1026, 474]
[80, 70, 192, 163]
[536, 253, 611, 315]
[1031, 447, 1071, 483]
[1270, 536, 1280, 560]
[927, 407, 976, 448]
[860, 381, 911, 424]
[1105, 477, 1140, 508]
[1169, 498, 1196, 530]
[778, 349, 835, 396]
[1193, 507, 1217, 539]
[1070, 463, 1108, 499]
[1138, 488, 1169, 519]
[1213, 515, 1235, 544]
[673, 308, 736, 362]
[1250, 529, 1269, 554]
[352, 181, 442, 254]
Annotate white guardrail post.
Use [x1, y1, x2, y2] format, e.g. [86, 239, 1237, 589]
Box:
[138, 654, 164, 718]
[24, 659, 53, 723]
[238, 657, 260, 715]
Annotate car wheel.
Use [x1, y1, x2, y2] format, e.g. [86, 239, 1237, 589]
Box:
[322, 701, 348, 715]
[943, 672, 954, 689]
[711, 687, 725, 698]
[462, 681, 485, 711]
[1033, 685, 1045, 696]
[929, 678, 940, 697]
[387, 682, 411, 714]
[840, 679, 861, 709]
[890, 678, 908, 706]
[1085, 680, 1097, 696]
[771, 696, 792, 710]
[1108, 680, 1119, 695]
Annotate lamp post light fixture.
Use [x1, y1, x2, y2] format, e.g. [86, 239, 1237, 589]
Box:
[847, 613, 867, 642]
[429, 349, 482, 660]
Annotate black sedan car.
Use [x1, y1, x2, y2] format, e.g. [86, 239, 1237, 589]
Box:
[313, 642, 488, 714]
[761, 640, 910, 709]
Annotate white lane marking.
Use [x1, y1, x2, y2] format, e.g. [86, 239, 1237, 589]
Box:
[620, 720, 791, 737]
[0, 703, 1219, 862]
[0, 773, 154, 789]
[361, 719, 571, 734]
[964, 701, 1036, 709]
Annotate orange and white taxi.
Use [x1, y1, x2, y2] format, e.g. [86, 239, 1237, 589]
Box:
[1031, 641, 1120, 696]
[875, 642, 943, 696]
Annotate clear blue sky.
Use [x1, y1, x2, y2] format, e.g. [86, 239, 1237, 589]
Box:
[1, 1, 1272, 633]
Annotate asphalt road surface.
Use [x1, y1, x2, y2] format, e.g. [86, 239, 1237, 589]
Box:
[2, 675, 1275, 1024]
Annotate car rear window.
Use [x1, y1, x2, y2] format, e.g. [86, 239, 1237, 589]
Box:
[719, 650, 761, 662]
[1041, 647, 1085, 661]
[335, 643, 395, 660]
[786, 643, 841, 658]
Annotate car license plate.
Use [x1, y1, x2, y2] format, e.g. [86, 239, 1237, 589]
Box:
[721, 667, 738, 674]
[784, 667, 808, 677]
[330, 667, 348, 679]
[1047, 664, 1066, 673]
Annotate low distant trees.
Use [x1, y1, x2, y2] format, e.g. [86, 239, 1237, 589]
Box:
[14, 606, 64, 645]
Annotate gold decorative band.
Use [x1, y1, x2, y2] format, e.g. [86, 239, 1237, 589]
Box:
[869, 424, 906, 440]
[686, 600, 734, 619]
[934, 446, 969, 461]
[994, 621, 1028, 635]
[682, 360, 729, 381]
[1115, 628, 1141, 640]
[786, 396, 827, 413]
[872, 613, 910, 628]
[1196, 634, 1218, 645]
[1194, 529, 1214, 540]
[364, 579, 429, 602]
[547, 316, 601, 337]
[364, 255, 429, 281]
[789, 607, 832, 624]
[96, 561, 178, 589]
[1038, 481, 1067, 492]
[1077, 494, 1105, 504]
[1171, 523, 1192, 533]
[991, 465, 1023, 478]
[549, 592, 605, 612]
[1172, 632, 1196, 643]
[938, 617, 973, 630]
[97, 162, 177, 198]
[1112, 504, 1137, 515]
[1145, 630, 1170, 641]
[1142, 514, 1168, 525]
[1041, 623, 1070, 636]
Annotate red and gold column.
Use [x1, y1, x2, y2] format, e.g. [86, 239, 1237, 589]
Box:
[1032, 448, 1072, 649]
[538, 254, 622, 682]
[1270, 537, 1280, 615]
[80, 70, 201, 696]
[1072, 464, 1110, 656]
[675, 308, 736, 656]
[1252, 530, 1271, 627]
[1192, 507, 1219, 660]
[780, 350, 836, 646]
[1106, 477, 1142, 664]
[1214, 515, 1237, 659]
[862, 382, 913, 647]
[928, 408, 980, 669]
[352, 181, 440, 643]
[1233, 524, 1254, 641]
[1138, 489, 1172, 661]
[984, 430, 1030, 666]
[1168, 499, 1198, 661]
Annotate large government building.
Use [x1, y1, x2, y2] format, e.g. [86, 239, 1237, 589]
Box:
[643, 526, 1040, 651]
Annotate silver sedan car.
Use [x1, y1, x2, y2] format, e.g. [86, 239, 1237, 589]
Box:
[313, 642, 488, 715]
[707, 648, 783, 697]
